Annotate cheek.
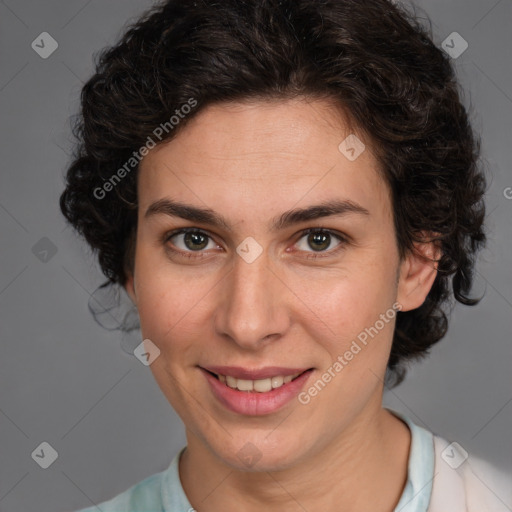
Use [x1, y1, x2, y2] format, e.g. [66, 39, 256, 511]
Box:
[297, 264, 398, 369]
[133, 257, 206, 344]
[295, 262, 396, 330]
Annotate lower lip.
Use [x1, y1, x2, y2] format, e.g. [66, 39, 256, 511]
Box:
[201, 368, 314, 416]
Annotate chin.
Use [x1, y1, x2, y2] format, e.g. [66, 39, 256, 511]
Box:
[213, 435, 307, 472]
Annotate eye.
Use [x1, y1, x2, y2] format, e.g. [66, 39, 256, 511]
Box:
[163, 227, 348, 261]
[294, 228, 347, 258]
[164, 228, 219, 257]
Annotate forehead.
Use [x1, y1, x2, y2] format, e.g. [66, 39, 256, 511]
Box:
[137, 97, 391, 225]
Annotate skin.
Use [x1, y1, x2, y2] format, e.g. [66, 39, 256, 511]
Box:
[125, 97, 439, 512]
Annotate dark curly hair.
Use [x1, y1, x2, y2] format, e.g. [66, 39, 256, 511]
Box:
[60, 0, 487, 386]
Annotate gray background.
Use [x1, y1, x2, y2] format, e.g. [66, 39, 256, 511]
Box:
[0, 1, 511, 511]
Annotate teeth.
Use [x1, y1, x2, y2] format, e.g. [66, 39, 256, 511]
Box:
[218, 372, 302, 392]
[226, 375, 237, 388]
[236, 379, 253, 391]
[254, 378, 272, 392]
[271, 376, 284, 388]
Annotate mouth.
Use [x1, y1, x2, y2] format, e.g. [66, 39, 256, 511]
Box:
[200, 366, 315, 415]
[202, 368, 311, 393]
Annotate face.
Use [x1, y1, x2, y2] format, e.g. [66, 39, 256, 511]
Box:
[125, 97, 435, 471]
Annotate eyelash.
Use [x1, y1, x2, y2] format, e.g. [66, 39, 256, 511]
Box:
[163, 227, 349, 260]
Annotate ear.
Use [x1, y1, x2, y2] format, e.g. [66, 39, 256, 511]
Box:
[396, 235, 441, 312]
[124, 273, 137, 305]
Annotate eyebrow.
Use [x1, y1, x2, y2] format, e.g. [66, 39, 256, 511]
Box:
[144, 198, 370, 232]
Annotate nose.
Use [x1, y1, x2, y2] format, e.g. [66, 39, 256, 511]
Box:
[214, 247, 291, 351]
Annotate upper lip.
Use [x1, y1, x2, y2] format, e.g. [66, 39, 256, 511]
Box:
[201, 365, 312, 380]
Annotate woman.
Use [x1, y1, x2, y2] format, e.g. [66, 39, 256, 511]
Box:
[60, 0, 511, 510]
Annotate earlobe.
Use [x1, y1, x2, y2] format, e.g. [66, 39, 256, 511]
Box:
[396, 238, 441, 312]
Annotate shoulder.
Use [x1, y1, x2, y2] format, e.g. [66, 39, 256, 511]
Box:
[428, 434, 512, 512]
[73, 469, 165, 512]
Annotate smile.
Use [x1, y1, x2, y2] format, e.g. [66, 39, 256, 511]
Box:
[211, 371, 304, 392]
[200, 366, 314, 415]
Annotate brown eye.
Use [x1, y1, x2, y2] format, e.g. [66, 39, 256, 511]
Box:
[182, 231, 209, 250]
[165, 229, 217, 254]
[295, 229, 344, 254]
[307, 231, 331, 251]
[292, 228, 350, 260]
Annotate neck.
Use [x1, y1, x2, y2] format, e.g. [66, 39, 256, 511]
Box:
[179, 406, 410, 512]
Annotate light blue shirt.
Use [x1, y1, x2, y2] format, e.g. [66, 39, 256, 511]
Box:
[74, 409, 434, 512]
